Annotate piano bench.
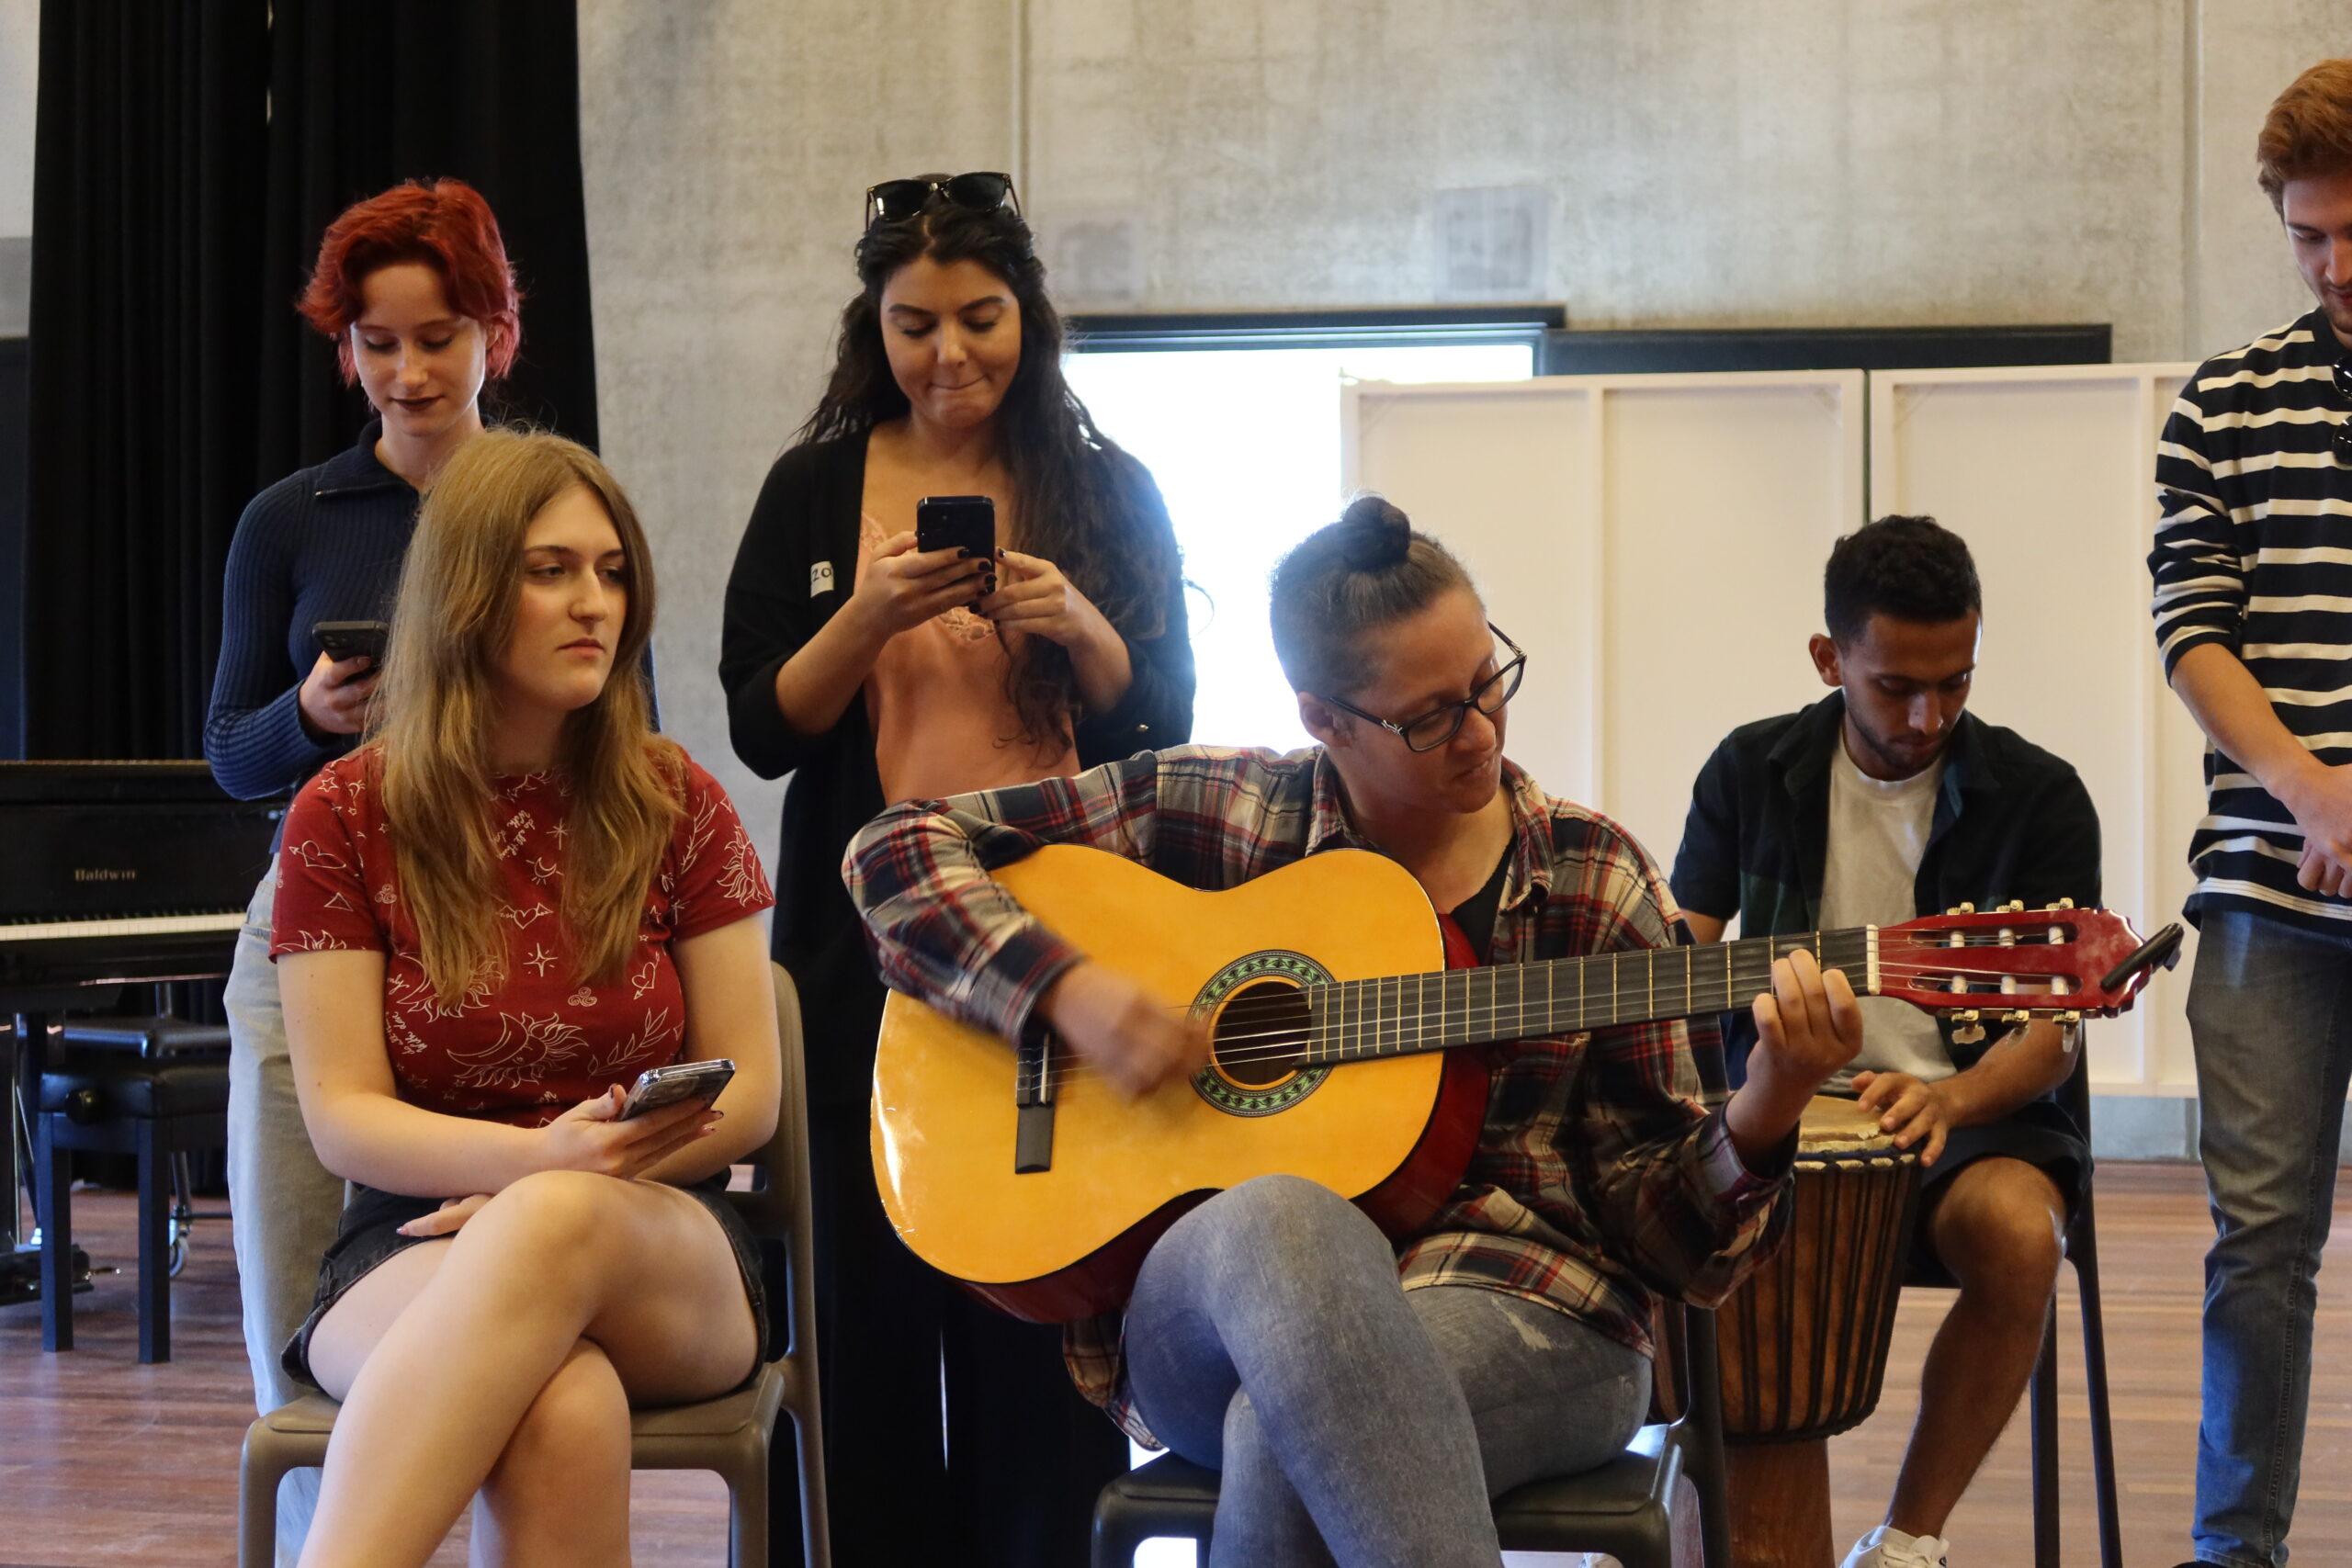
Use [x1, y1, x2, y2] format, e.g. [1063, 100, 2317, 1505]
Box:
[62, 1016, 231, 1061]
[34, 1052, 231, 1364]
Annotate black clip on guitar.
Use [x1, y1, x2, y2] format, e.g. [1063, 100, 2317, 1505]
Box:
[2098, 921, 2187, 995]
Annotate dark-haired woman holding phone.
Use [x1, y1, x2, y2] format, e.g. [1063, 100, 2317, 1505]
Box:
[719, 173, 1193, 1566]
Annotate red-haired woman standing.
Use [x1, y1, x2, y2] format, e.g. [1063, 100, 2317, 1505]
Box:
[204, 177, 520, 1564]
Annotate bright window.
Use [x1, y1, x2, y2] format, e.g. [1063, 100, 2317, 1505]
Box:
[1065, 341, 1536, 753]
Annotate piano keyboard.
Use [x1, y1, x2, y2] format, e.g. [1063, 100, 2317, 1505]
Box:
[1, 912, 245, 942]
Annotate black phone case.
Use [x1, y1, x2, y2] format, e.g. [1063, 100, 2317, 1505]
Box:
[313, 620, 389, 663]
[916, 495, 996, 557]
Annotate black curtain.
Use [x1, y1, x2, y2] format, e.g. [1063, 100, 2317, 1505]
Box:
[25, 0, 599, 761]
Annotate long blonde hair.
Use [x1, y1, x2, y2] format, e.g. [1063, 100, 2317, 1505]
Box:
[371, 429, 682, 1003]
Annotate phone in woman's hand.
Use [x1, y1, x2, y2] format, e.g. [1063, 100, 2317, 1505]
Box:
[617, 1058, 736, 1120]
[313, 619, 390, 668]
[916, 495, 995, 558]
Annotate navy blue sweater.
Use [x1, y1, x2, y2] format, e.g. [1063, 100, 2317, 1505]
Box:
[205, 423, 417, 802]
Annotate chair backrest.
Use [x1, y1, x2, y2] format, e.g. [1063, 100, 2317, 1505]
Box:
[730, 963, 809, 1240]
[725, 964, 818, 1366]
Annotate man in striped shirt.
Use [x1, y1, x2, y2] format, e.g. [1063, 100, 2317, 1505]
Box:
[2149, 58, 2352, 1568]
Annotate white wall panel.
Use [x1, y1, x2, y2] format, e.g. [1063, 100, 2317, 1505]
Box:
[1349, 366, 2201, 1096]
[1871, 365, 2197, 1091]
[1343, 381, 1603, 808]
[1344, 371, 1861, 887]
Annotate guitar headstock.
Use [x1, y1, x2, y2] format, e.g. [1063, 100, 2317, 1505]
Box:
[1875, 901, 2180, 1030]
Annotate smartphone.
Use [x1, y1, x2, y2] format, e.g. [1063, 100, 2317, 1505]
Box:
[313, 619, 390, 667]
[915, 494, 996, 558]
[617, 1058, 736, 1121]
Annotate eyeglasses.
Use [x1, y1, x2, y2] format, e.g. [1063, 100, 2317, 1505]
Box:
[865, 172, 1021, 231]
[2334, 361, 2352, 461]
[1319, 626, 1527, 752]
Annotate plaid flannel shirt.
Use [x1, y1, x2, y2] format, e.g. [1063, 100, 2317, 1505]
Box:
[845, 745, 1793, 1446]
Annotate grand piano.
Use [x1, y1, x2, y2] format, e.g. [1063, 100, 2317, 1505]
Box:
[0, 761, 283, 1306]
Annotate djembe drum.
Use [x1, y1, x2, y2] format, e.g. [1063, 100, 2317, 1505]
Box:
[1718, 1095, 1923, 1568]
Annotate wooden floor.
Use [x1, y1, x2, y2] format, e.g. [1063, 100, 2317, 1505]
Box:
[1, 1164, 2347, 1566]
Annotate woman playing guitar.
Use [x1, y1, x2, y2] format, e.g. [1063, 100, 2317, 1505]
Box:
[847, 495, 1866, 1566]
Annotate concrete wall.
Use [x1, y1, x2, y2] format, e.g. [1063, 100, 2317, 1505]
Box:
[575, 1, 2352, 1157]
[578, 0, 1014, 868]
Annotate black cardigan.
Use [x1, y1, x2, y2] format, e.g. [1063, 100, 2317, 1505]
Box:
[719, 432, 1194, 1106]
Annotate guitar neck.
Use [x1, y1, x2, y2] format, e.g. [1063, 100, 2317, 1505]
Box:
[1306, 928, 1874, 1063]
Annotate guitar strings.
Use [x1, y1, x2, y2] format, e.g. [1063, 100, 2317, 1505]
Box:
[1055, 965, 2074, 1083]
[1173, 955, 2072, 1037]
[1178, 959, 2070, 1043]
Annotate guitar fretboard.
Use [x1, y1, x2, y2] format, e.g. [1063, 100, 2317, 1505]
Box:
[1304, 929, 1875, 1063]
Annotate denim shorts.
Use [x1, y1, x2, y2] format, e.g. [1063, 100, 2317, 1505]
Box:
[282, 1169, 774, 1391]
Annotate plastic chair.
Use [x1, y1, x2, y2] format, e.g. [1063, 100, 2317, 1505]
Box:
[237, 963, 830, 1568]
[1091, 1303, 1726, 1568]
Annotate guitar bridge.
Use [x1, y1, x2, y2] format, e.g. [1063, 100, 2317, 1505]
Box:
[1013, 1026, 1055, 1175]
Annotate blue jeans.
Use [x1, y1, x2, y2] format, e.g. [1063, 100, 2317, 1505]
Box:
[1124, 1175, 1651, 1568]
[2187, 908, 2352, 1567]
[223, 863, 347, 1566]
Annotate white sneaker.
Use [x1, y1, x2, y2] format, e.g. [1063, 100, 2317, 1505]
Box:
[1839, 1524, 1951, 1568]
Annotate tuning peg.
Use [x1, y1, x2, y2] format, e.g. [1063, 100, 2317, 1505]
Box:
[2057, 1010, 2082, 1026]
[2056, 898, 2075, 909]
[1947, 902, 1977, 916]
[1999, 900, 2025, 913]
[1950, 1007, 1985, 1045]
[2004, 1009, 2033, 1026]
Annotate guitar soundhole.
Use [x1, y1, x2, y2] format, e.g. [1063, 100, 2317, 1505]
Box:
[1211, 979, 1311, 1089]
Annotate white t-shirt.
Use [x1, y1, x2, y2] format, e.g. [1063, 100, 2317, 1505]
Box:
[1818, 739, 1953, 1089]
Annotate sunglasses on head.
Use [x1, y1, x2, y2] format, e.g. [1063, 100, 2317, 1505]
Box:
[865, 172, 1021, 231]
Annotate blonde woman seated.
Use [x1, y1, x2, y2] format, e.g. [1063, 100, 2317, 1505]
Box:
[269, 429, 781, 1568]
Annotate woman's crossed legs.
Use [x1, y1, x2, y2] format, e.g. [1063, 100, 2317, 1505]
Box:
[1123, 1175, 1653, 1568]
[300, 1170, 759, 1568]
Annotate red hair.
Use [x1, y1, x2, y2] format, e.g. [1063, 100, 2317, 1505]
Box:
[2259, 60, 2352, 210]
[299, 178, 523, 383]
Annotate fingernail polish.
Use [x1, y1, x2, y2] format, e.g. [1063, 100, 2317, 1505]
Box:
[957, 547, 971, 559]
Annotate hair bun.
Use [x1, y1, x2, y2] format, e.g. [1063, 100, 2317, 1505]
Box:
[1337, 495, 1412, 570]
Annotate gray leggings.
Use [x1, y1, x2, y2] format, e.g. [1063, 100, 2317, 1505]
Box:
[1124, 1175, 1652, 1568]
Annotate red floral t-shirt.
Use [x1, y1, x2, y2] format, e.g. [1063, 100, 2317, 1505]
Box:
[270, 748, 775, 1126]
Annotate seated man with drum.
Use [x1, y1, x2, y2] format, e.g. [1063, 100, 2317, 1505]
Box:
[1671, 514, 2100, 1568]
[845, 496, 1866, 1567]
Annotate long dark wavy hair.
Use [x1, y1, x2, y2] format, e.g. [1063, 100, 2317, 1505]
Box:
[798, 189, 1179, 743]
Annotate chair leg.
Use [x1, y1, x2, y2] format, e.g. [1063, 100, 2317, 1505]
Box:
[238, 1435, 283, 1568]
[2069, 1210, 2124, 1568]
[726, 1431, 768, 1568]
[2029, 1296, 2059, 1568]
[37, 1112, 71, 1352]
[789, 1405, 831, 1568]
[137, 1117, 169, 1363]
[169, 1149, 193, 1278]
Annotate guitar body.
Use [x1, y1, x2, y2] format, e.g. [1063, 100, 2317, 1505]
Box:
[869, 846, 1488, 1323]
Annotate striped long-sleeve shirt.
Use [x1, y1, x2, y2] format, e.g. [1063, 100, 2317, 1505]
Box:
[844, 744, 1792, 1444]
[2152, 309, 2352, 931]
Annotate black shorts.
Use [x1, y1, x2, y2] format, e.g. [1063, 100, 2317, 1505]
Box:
[281, 1169, 774, 1392]
[1906, 1097, 2090, 1282]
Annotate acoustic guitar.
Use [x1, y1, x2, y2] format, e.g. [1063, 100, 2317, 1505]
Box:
[868, 845, 2175, 1323]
